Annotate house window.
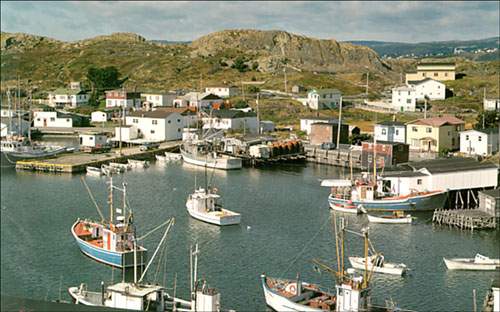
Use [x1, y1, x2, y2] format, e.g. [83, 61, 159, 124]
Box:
[448, 131, 451, 136]
[168, 120, 171, 124]
[434, 73, 438, 77]
[381, 129, 387, 135]
[426, 127, 432, 133]
[133, 119, 138, 123]
[408, 91, 411, 96]
[417, 179, 422, 185]
[89, 137, 94, 140]
[465, 135, 469, 140]
[37, 118, 40, 121]
[478, 136, 482, 141]
[395, 129, 399, 135]
[412, 126, 417, 132]
[66, 119, 70, 122]
[406, 99, 411, 104]
[178, 128, 181, 132]
[444, 73, 448, 77]
[150, 130, 155, 134]
[152, 120, 158, 125]
[50, 117, 55, 122]
[423, 73, 427, 77]
[177, 119, 181, 123]
[452, 138, 455, 145]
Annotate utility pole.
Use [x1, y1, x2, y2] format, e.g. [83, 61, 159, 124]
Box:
[424, 97, 428, 119]
[256, 92, 260, 135]
[482, 88, 486, 129]
[365, 71, 369, 97]
[241, 80, 245, 101]
[336, 97, 343, 150]
[283, 66, 287, 94]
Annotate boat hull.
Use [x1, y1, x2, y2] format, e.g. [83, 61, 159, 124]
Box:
[71, 221, 146, 268]
[260, 275, 325, 312]
[367, 214, 412, 224]
[328, 191, 447, 212]
[181, 148, 242, 170]
[349, 257, 406, 276]
[443, 258, 500, 271]
[186, 202, 241, 226]
[329, 203, 361, 214]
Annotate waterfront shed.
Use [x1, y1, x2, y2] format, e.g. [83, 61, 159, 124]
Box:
[79, 132, 108, 148]
[361, 141, 409, 169]
[478, 189, 500, 219]
[309, 122, 349, 146]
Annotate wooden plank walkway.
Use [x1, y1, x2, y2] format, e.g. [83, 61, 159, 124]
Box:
[432, 209, 497, 232]
[15, 141, 180, 174]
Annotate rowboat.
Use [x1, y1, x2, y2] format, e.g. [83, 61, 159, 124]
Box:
[367, 211, 412, 224]
[443, 254, 500, 271]
[109, 162, 131, 171]
[330, 202, 363, 214]
[155, 154, 167, 162]
[127, 159, 150, 168]
[165, 152, 182, 161]
[349, 255, 407, 276]
[86, 166, 103, 176]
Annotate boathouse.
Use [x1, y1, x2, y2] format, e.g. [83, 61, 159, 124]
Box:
[361, 141, 409, 169]
[478, 189, 500, 219]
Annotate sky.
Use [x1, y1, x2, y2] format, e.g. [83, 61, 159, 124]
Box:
[1, 1, 499, 43]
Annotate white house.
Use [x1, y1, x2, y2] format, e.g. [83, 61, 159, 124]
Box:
[391, 86, 417, 112]
[114, 126, 138, 142]
[306, 89, 342, 110]
[204, 86, 239, 98]
[202, 110, 258, 134]
[0, 117, 30, 137]
[125, 111, 184, 142]
[300, 117, 339, 135]
[460, 128, 499, 156]
[91, 111, 111, 123]
[33, 111, 74, 128]
[105, 90, 141, 109]
[79, 132, 108, 148]
[407, 78, 446, 100]
[484, 98, 500, 112]
[141, 92, 177, 107]
[374, 121, 406, 143]
[48, 88, 89, 108]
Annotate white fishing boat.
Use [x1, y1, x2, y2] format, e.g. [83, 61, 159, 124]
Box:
[261, 217, 372, 312]
[101, 164, 124, 176]
[349, 255, 407, 276]
[127, 159, 150, 168]
[164, 152, 182, 161]
[109, 162, 131, 171]
[86, 166, 103, 176]
[155, 154, 167, 162]
[186, 187, 241, 226]
[367, 211, 412, 224]
[181, 140, 242, 170]
[443, 254, 500, 271]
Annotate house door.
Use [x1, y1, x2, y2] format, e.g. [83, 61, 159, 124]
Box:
[43, 118, 47, 127]
[427, 141, 431, 151]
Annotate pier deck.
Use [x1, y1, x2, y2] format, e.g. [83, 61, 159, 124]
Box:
[432, 209, 497, 231]
[15, 141, 180, 174]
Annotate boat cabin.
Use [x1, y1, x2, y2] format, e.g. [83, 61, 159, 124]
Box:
[194, 285, 221, 311]
[188, 188, 222, 213]
[105, 282, 166, 311]
[335, 279, 370, 312]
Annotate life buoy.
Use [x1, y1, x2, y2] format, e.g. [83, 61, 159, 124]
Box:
[336, 194, 341, 199]
[289, 284, 296, 294]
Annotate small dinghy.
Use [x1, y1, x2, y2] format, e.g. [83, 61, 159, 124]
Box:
[367, 211, 412, 224]
[443, 254, 500, 271]
[109, 162, 131, 171]
[101, 164, 124, 176]
[127, 159, 150, 168]
[349, 255, 407, 276]
[155, 154, 167, 162]
[330, 202, 364, 214]
[86, 166, 103, 176]
[165, 152, 182, 161]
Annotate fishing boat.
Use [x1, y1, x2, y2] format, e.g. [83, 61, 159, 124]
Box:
[164, 152, 182, 161]
[72, 177, 147, 268]
[367, 211, 412, 224]
[181, 140, 242, 170]
[186, 187, 241, 226]
[86, 166, 103, 176]
[69, 238, 223, 312]
[109, 162, 131, 171]
[482, 278, 500, 312]
[349, 255, 407, 276]
[443, 254, 500, 271]
[261, 217, 372, 311]
[128, 159, 150, 168]
[101, 164, 124, 176]
[322, 179, 447, 212]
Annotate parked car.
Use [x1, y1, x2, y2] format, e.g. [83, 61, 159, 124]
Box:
[139, 142, 160, 151]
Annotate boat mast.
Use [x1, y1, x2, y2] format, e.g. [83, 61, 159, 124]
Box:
[372, 113, 377, 186]
[363, 228, 369, 288]
[122, 182, 128, 230]
[17, 75, 21, 138]
[108, 177, 114, 225]
[7, 89, 12, 137]
[27, 85, 32, 143]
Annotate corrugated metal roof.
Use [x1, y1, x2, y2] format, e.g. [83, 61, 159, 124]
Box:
[407, 157, 499, 174]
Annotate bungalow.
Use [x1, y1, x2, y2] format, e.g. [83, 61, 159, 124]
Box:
[33, 111, 88, 128]
[391, 86, 417, 112]
[306, 89, 342, 110]
[105, 90, 141, 109]
[406, 116, 464, 152]
[460, 128, 499, 156]
[484, 98, 500, 112]
[300, 117, 340, 135]
[407, 78, 446, 100]
[152, 107, 197, 128]
[204, 86, 239, 98]
[79, 132, 108, 148]
[374, 121, 406, 144]
[124, 110, 184, 142]
[202, 109, 259, 134]
[48, 88, 90, 108]
[141, 92, 177, 107]
[405, 62, 456, 83]
[91, 111, 112, 123]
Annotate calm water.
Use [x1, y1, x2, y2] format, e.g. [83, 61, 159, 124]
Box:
[1, 159, 499, 311]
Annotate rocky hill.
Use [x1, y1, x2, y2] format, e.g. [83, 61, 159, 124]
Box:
[1, 30, 393, 94]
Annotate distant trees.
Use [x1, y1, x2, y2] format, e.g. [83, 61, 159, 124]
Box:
[474, 111, 500, 129]
[234, 100, 249, 108]
[86, 66, 127, 105]
[232, 56, 249, 73]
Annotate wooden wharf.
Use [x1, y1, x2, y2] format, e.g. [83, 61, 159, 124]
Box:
[432, 209, 497, 232]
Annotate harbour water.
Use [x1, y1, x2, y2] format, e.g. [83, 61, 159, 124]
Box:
[1, 160, 499, 311]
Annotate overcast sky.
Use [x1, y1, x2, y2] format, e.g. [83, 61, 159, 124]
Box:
[1, 1, 499, 43]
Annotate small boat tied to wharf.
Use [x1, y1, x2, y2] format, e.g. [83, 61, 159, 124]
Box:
[261, 217, 378, 311]
[443, 254, 500, 271]
[72, 177, 147, 268]
[367, 211, 413, 224]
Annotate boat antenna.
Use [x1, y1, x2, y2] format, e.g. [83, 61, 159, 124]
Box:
[362, 227, 369, 288]
[138, 218, 175, 283]
[80, 177, 105, 222]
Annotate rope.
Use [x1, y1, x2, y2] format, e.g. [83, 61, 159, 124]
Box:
[136, 219, 172, 241]
[280, 216, 331, 277]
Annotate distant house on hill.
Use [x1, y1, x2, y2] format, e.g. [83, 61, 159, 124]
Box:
[306, 89, 342, 110]
[374, 121, 406, 144]
[105, 90, 141, 109]
[460, 128, 499, 156]
[391, 86, 417, 112]
[405, 62, 456, 83]
[406, 78, 446, 100]
[48, 88, 89, 108]
[202, 109, 258, 134]
[484, 98, 500, 112]
[204, 86, 239, 98]
[141, 92, 177, 108]
[406, 116, 464, 152]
